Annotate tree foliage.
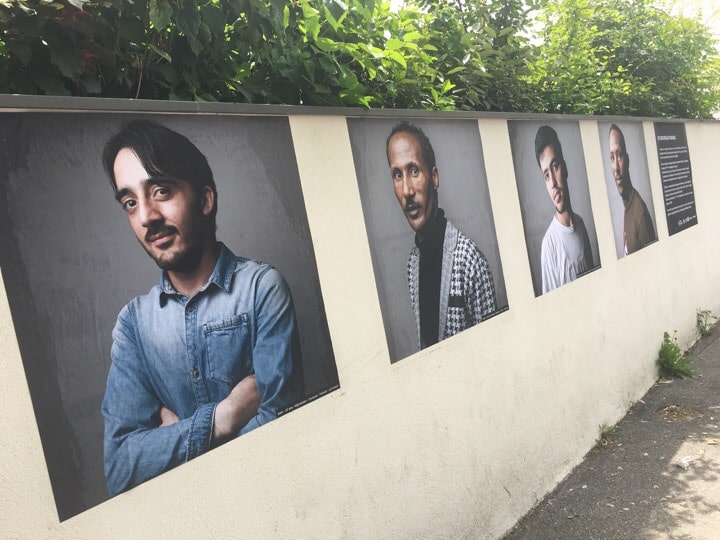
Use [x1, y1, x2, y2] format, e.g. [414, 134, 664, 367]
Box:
[0, 0, 520, 107]
[530, 0, 720, 117]
[0, 0, 718, 117]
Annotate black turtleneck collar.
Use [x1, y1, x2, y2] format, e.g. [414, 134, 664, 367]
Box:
[417, 208, 447, 349]
[415, 207, 446, 249]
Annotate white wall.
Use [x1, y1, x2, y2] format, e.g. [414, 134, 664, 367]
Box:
[1, 104, 719, 538]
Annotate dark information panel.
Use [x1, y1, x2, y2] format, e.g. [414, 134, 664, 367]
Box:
[654, 122, 698, 236]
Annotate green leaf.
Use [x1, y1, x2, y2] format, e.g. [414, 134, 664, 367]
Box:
[314, 37, 341, 53]
[386, 50, 407, 70]
[48, 39, 84, 78]
[197, 23, 211, 46]
[323, 6, 341, 32]
[147, 43, 171, 63]
[338, 64, 359, 89]
[176, 3, 201, 38]
[403, 31, 422, 42]
[309, 16, 321, 41]
[386, 38, 403, 51]
[149, 0, 172, 32]
[268, 0, 286, 15]
[200, 4, 225, 36]
[312, 83, 331, 94]
[187, 35, 201, 56]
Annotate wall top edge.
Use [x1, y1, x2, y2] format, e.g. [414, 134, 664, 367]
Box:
[0, 94, 715, 123]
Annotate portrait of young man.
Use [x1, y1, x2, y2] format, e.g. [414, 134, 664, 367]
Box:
[348, 118, 508, 363]
[508, 121, 601, 297]
[598, 121, 658, 258]
[100, 120, 307, 496]
[0, 112, 337, 519]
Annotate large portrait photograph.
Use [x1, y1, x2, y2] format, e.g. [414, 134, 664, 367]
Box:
[347, 118, 508, 364]
[508, 120, 601, 297]
[0, 112, 338, 519]
[598, 121, 658, 258]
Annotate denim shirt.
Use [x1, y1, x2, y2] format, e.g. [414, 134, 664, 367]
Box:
[102, 243, 303, 496]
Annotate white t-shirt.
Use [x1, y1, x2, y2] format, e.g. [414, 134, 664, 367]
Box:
[541, 213, 593, 294]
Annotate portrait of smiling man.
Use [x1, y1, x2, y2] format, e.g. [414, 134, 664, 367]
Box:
[386, 121, 497, 350]
[101, 120, 304, 496]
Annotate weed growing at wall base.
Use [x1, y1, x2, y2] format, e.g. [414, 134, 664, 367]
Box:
[657, 330, 693, 379]
[696, 308, 717, 338]
[595, 423, 617, 448]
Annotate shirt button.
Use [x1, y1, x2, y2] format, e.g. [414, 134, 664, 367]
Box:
[187, 305, 194, 313]
[191, 368, 200, 379]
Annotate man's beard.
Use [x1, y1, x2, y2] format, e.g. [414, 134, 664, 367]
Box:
[146, 235, 205, 273]
[142, 212, 210, 274]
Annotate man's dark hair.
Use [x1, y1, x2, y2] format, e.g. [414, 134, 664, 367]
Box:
[609, 123, 627, 153]
[102, 120, 218, 231]
[534, 125, 564, 167]
[386, 121, 437, 172]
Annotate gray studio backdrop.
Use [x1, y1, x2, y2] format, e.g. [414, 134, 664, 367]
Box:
[348, 118, 508, 364]
[0, 112, 338, 520]
[597, 121, 658, 258]
[508, 120, 601, 297]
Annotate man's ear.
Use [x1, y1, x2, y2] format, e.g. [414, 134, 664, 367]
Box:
[201, 186, 214, 216]
[432, 166, 439, 192]
[562, 160, 569, 182]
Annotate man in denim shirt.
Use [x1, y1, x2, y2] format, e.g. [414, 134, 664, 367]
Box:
[101, 120, 303, 496]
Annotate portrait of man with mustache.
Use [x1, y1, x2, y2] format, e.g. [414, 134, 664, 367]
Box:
[100, 120, 304, 496]
[386, 121, 497, 350]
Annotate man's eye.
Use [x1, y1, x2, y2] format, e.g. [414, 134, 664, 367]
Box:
[122, 199, 137, 211]
[154, 187, 170, 197]
[411, 167, 419, 176]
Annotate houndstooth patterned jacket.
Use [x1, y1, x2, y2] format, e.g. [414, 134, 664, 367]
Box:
[407, 219, 496, 348]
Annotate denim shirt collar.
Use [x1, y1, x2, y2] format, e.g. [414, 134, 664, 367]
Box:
[158, 242, 235, 304]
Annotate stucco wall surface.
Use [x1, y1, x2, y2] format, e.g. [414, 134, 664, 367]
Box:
[1, 99, 719, 539]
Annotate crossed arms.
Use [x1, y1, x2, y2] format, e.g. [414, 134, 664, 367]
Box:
[102, 268, 301, 496]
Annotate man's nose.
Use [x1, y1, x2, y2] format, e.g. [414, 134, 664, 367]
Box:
[402, 174, 415, 197]
[138, 200, 161, 226]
